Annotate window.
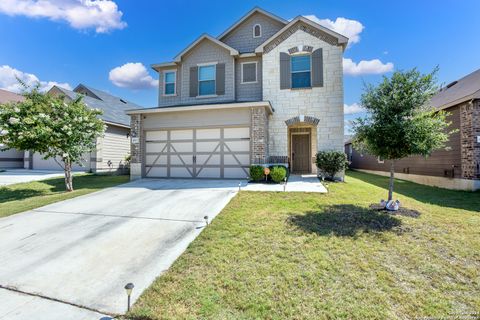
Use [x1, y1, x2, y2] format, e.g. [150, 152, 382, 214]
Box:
[377, 156, 384, 164]
[198, 65, 216, 96]
[241, 62, 257, 83]
[164, 71, 176, 95]
[291, 55, 311, 89]
[253, 24, 261, 38]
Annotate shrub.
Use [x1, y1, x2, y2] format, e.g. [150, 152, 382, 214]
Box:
[250, 165, 265, 181]
[270, 166, 287, 183]
[268, 165, 289, 179]
[315, 151, 348, 181]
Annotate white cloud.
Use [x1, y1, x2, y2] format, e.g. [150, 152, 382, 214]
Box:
[0, 65, 72, 93]
[0, 0, 126, 33]
[109, 62, 157, 90]
[344, 103, 365, 115]
[343, 58, 394, 76]
[304, 15, 364, 45]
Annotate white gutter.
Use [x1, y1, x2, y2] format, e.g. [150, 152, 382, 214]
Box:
[126, 101, 273, 115]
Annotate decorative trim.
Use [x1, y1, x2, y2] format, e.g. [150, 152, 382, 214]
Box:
[264, 22, 339, 54]
[285, 115, 320, 126]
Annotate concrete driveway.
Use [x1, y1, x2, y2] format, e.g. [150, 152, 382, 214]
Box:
[0, 178, 240, 318]
[0, 169, 65, 186]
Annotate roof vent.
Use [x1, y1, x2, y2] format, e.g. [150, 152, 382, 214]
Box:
[120, 99, 127, 104]
[446, 81, 458, 89]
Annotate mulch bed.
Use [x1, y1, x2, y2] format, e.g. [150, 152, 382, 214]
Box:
[369, 204, 421, 218]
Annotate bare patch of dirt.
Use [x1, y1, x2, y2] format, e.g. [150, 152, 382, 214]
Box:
[369, 204, 421, 218]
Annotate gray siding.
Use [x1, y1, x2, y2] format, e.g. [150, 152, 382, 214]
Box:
[158, 39, 235, 107]
[221, 12, 285, 53]
[0, 148, 24, 168]
[235, 57, 262, 102]
[96, 124, 130, 171]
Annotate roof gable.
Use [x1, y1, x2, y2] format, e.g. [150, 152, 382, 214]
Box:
[217, 7, 288, 40]
[255, 16, 349, 54]
[0, 88, 25, 104]
[173, 34, 239, 63]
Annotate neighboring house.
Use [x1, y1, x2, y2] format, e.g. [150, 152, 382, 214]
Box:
[0, 89, 25, 169]
[22, 84, 140, 172]
[127, 7, 347, 180]
[345, 68, 480, 191]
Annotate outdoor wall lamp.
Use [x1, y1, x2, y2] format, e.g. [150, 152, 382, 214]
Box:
[124, 282, 134, 312]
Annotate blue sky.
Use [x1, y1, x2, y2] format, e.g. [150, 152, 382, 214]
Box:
[1, 0, 479, 134]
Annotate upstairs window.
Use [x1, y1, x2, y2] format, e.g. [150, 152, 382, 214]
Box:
[164, 71, 176, 95]
[198, 65, 216, 96]
[291, 55, 311, 89]
[253, 24, 261, 38]
[241, 62, 257, 83]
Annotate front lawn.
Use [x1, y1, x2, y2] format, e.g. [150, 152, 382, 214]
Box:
[129, 170, 480, 320]
[0, 174, 129, 218]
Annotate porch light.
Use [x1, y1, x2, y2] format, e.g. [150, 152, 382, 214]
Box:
[124, 282, 134, 312]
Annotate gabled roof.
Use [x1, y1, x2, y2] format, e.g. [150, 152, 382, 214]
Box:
[51, 85, 143, 127]
[255, 16, 349, 53]
[217, 7, 288, 40]
[430, 68, 480, 110]
[172, 34, 239, 63]
[0, 88, 25, 104]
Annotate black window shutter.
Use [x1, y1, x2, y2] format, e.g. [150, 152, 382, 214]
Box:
[189, 66, 198, 97]
[312, 48, 324, 87]
[216, 63, 225, 95]
[280, 52, 291, 90]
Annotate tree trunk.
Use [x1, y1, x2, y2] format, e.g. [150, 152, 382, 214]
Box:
[388, 160, 395, 201]
[64, 159, 74, 192]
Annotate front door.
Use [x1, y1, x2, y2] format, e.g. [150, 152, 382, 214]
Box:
[291, 134, 310, 173]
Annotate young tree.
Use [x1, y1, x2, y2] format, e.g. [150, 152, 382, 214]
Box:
[352, 68, 453, 202]
[0, 85, 105, 191]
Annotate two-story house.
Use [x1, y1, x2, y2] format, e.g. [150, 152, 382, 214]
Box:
[127, 7, 348, 179]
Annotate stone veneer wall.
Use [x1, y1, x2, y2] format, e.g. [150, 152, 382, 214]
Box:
[250, 107, 268, 163]
[130, 114, 143, 180]
[262, 26, 344, 168]
[460, 100, 480, 179]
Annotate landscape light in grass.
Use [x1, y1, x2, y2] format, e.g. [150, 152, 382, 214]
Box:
[238, 182, 241, 191]
[283, 177, 287, 192]
[204, 215, 209, 226]
[124, 282, 134, 312]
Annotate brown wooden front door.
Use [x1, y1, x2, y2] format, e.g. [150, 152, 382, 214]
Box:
[291, 134, 310, 173]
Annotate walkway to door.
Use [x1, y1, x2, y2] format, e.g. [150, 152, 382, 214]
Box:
[242, 174, 327, 193]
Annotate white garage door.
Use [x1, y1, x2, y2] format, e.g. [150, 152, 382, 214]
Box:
[145, 127, 250, 179]
[32, 153, 91, 171]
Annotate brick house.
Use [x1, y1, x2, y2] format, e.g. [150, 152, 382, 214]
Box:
[345, 68, 480, 191]
[127, 7, 347, 179]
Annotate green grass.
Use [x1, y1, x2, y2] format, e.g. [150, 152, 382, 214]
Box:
[129, 170, 480, 320]
[0, 174, 129, 218]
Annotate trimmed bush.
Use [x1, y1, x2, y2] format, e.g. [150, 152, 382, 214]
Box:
[270, 166, 287, 183]
[250, 165, 265, 182]
[268, 165, 289, 179]
[315, 151, 349, 181]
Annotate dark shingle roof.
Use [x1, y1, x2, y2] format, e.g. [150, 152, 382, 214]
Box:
[53, 85, 143, 127]
[431, 68, 480, 109]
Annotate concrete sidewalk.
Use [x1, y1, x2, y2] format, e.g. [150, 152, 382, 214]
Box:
[242, 174, 327, 193]
[0, 169, 65, 186]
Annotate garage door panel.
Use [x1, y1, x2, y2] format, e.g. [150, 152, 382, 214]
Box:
[171, 167, 193, 178]
[197, 154, 220, 165]
[171, 142, 193, 153]
[170, 130, 193, 140]
[146, 142, 167, 153]
[146, 167, 167, 177]
[224, 167, 248, 179]
[171, 154, 193, 165]
[196, 168, 220, 178]
[224, 127, 250, 139]
[146, 155, 167, 166]
[197, 128, 220, 140]
[225, 140, 250, 152]
[197, 141, 220, 153]
[224, 154, 249, 166]
[146, 131, 167, 141]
